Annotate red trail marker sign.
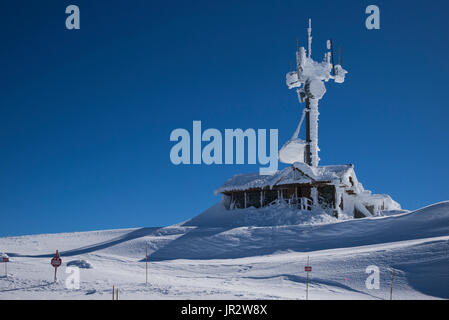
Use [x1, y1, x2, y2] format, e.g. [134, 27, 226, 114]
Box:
[51, 250, 62, 282]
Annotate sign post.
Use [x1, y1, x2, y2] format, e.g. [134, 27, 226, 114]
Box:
[112, 286, 118, 300]
[145, 247, 149, 285]
[304, 256, 312, 300]
[2, 255, 9, 277]
[389, 269, 395, 300]
[51, 250, 62, 282]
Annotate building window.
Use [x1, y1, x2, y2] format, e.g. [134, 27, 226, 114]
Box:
[232, 192, 245, 209]
[280, 186, 297, 204]
[247, 190, 261, 208]
[318, 185, 336, 210]
[349, 176, 354, 187]
[263, 189, 278, 206]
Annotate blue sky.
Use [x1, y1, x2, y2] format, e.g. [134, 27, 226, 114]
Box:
[1, 0, 449, 236]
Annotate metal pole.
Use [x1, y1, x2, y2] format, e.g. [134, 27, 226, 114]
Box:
[307, 19, 312, 58]
[306, 256, 310, 300]
[308, 98, 320, 167]
[306, 271, 309, 300]
[112, 285, 114, 300]
[146, 247, 148, 285]
[54, 267, 57, 282]
[329, 39, 336, 75]
[305, 99, 311, 166]
[390, 269, 395, 300]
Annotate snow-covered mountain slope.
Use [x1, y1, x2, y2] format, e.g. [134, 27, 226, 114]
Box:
[1, 202, 448, 299]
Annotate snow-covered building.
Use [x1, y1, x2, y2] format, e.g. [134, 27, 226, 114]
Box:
[215, 162, 400, 218]
[215, 20, 401, 219]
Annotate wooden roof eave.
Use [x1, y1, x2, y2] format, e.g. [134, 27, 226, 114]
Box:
[220, 180, 335, 194]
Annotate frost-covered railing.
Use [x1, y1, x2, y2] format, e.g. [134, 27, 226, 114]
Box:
[227, 192, 314, 211]
[299, 197, 312, 211]
[284, 197, 312, 211]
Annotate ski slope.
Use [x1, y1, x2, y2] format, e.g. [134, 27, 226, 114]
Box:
[1, 202, 449, 299]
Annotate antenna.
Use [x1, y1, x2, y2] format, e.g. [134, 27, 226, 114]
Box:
[295, 39, 299, 70]
[329, 39, 336, 75]
[282, 20, 348, 167]
[338, 47, 341, 65]
[307, 19, 312, 58]
[340, 46, 343, 65]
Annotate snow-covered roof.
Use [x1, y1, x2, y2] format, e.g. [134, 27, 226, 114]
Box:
[214, 163, 356, 195]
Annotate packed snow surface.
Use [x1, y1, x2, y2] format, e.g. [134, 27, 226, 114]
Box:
[1, 201, 449, 299]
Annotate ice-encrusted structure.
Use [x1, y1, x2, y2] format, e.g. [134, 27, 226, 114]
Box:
[214, 20, 401, 219]
[215, 162, 401, 218]
[281, 19, 347, 167]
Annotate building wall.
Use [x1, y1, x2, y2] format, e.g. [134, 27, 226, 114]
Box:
[225, 183, 336, 211]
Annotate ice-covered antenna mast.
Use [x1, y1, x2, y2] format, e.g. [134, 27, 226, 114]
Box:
[307, 19, 312, 58]
[280, 20, 348, 167]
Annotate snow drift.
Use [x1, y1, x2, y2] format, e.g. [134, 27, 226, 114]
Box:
[1, 201, 449, 299]
[152, 201, 449, 260]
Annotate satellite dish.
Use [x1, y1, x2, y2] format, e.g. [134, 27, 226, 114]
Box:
[279, 108, 307, 164]
[279, 138, 306, 164]
[305, 79, 326, 100]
